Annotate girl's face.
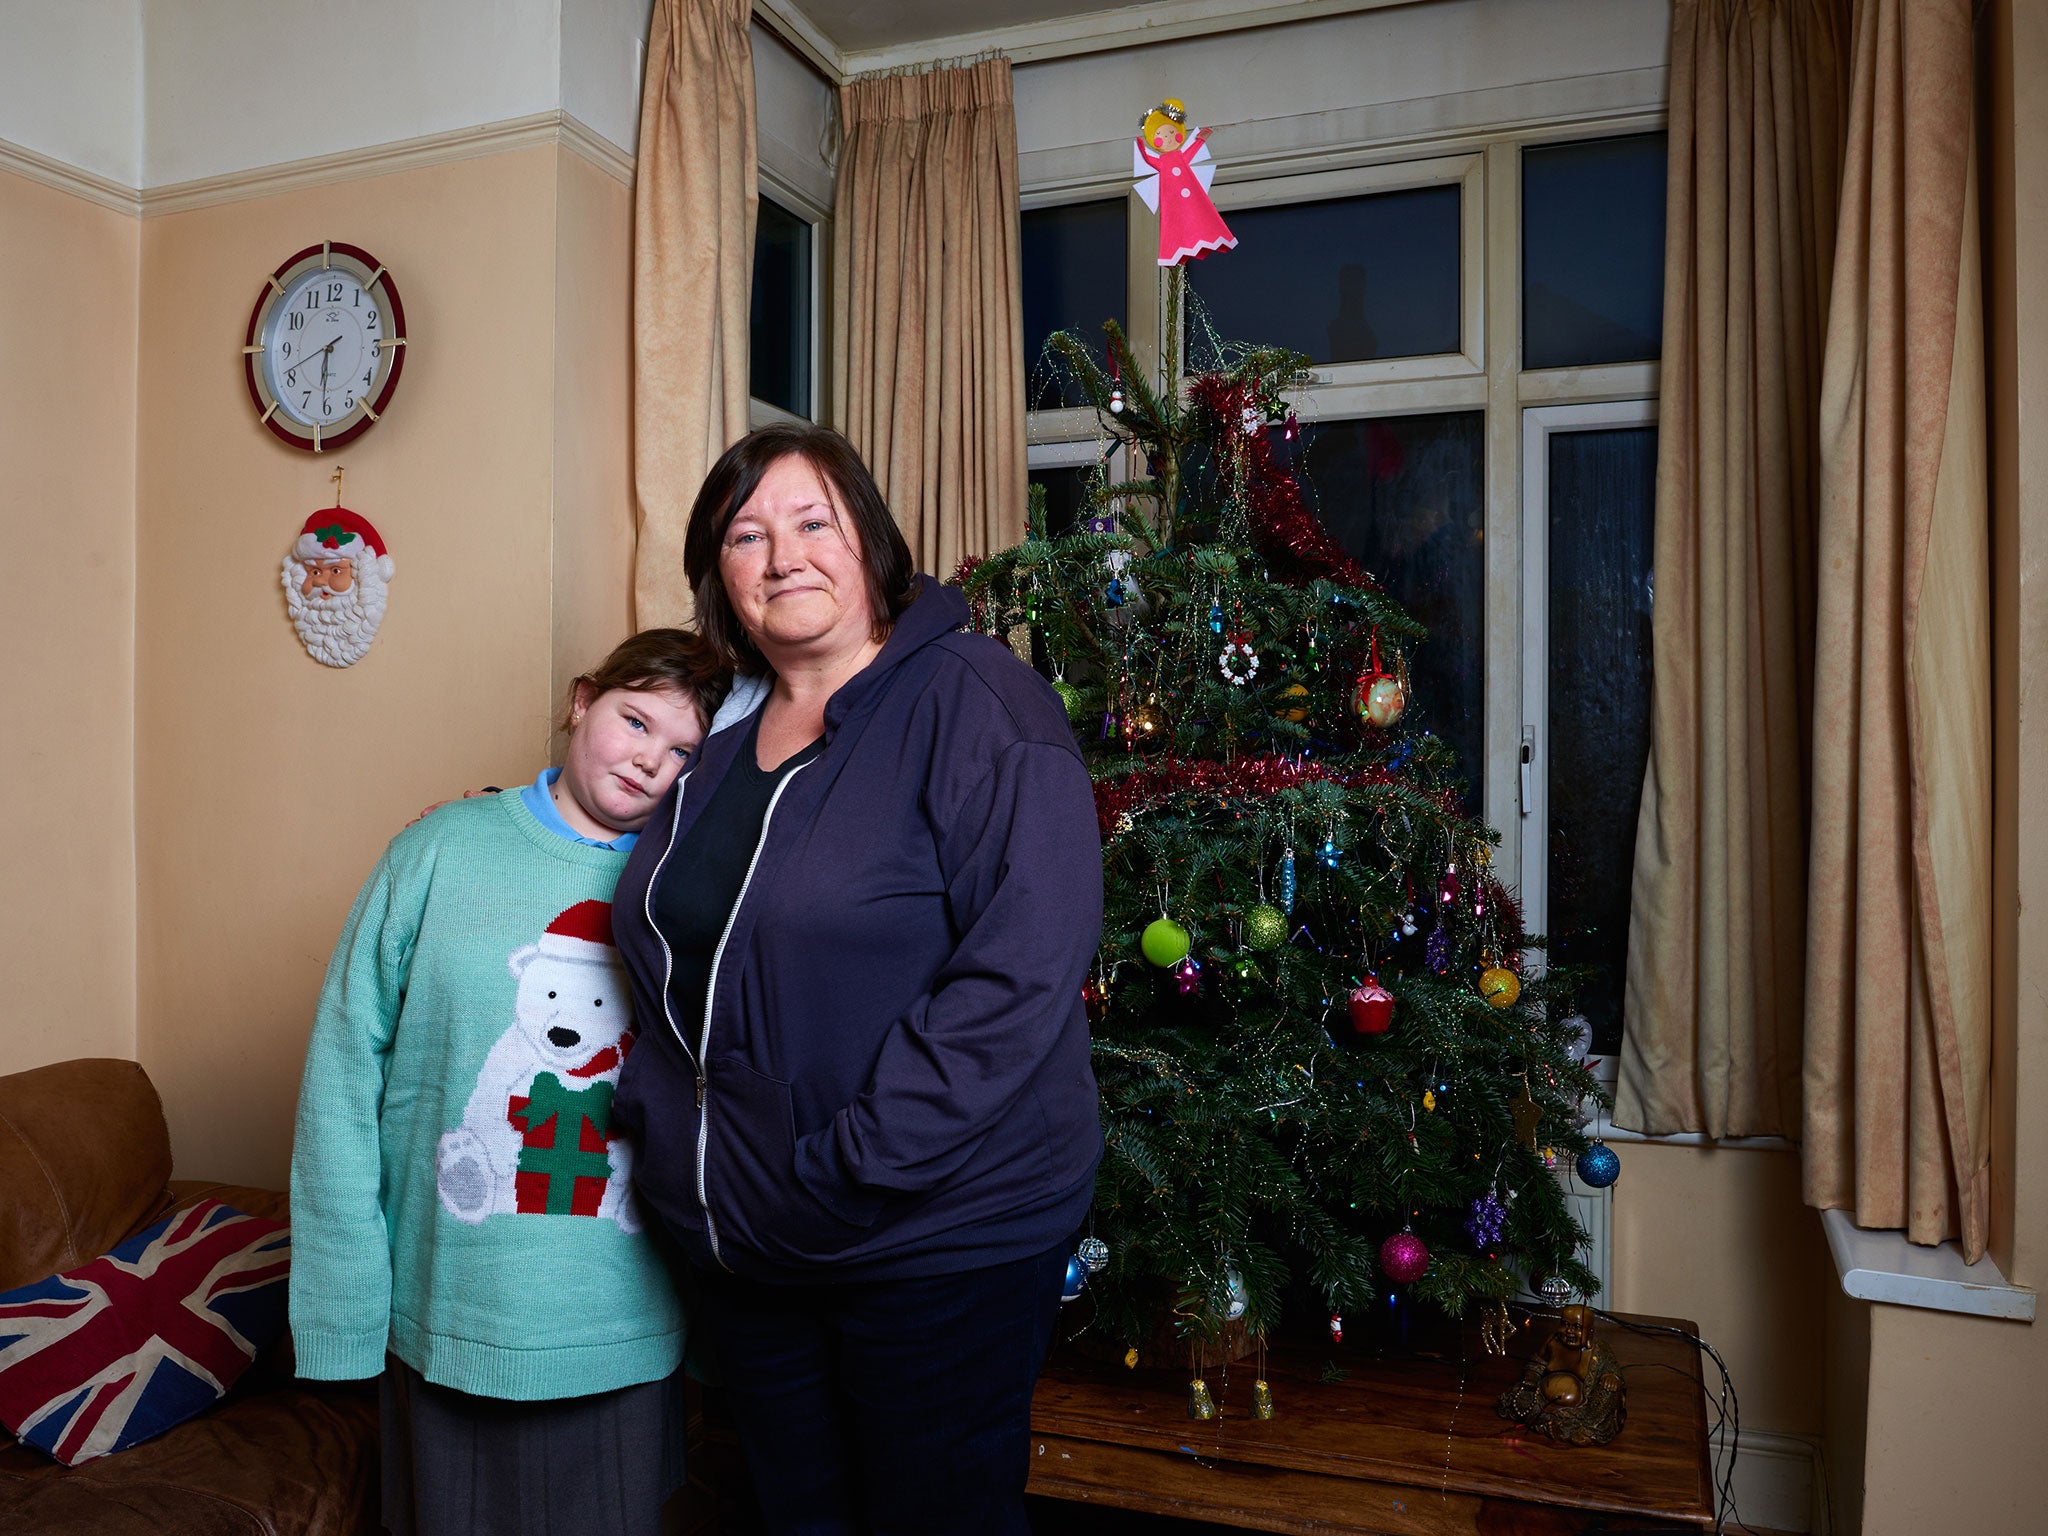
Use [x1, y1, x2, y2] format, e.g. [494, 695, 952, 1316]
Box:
[1152, 122, 1184, 152]
[556, 684, 705, 837]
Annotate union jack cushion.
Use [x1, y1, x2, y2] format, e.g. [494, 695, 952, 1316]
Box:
[0, 1200, 290, 1464]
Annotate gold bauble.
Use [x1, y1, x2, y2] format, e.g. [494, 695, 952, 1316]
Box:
[1276, 682, 1311, 723]
[1479, 966, 1522, 1009]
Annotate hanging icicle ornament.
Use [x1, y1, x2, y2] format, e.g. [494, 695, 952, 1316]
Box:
[1222, 1269, 1250, 1321]
[1219, 631, 1260, 686]
[1351, 628, 1407, 728]
[1209, 595, 1225, 634]
[1277, 848, 1297, 913]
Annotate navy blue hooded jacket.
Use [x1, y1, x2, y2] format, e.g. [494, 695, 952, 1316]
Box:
[611, 578, 1105, 1281]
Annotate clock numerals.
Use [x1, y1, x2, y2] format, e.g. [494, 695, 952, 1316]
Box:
[250, 246, 403, 449]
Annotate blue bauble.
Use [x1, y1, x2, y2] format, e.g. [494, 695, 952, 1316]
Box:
[1061, 1255, 1089, 1303]
[1576, 1140, 1621, 1188]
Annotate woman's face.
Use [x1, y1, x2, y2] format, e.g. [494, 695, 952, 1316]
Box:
[718, 454, 877, 663]
[559, 684, 705, 834]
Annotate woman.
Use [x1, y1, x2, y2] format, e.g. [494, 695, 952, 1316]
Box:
[291, 630, 729, 1536]
[610, 423, 1104, 1534]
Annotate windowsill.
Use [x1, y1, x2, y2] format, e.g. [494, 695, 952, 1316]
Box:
[1592, 1107, 1795, 1151]
[1821, 1208, 2037, 1321]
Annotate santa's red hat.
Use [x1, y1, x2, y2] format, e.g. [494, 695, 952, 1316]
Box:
[293, 507, 393, 575]
[536, 900, 617, 963]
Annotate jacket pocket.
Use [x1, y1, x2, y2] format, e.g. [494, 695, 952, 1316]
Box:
[704, 1056, 875, 1263]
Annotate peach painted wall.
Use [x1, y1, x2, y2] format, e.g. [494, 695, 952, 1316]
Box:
[1608, 1143, 1829, 1437]
[0, 167, 139, 1075]
[134, 147, 570, 1184]
[548, 144, 637, 743]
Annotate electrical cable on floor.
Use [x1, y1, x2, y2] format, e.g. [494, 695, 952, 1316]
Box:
[1593, 1309, 1763, 1536]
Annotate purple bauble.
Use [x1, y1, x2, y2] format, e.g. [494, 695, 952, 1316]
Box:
[1380, 1230, 1430, 1284]
[1172, 956, 1202, 996]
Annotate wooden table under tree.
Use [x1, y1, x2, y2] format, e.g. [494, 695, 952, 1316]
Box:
[1026, 1310, 1716, 1535]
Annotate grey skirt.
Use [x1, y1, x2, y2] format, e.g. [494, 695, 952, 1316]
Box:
[379, 1357, 686, 1536]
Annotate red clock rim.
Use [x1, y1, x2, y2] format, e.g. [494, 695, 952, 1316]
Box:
[243, 241, 407, 453]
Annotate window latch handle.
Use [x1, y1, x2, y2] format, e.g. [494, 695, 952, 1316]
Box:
[1519, 727, 1535, 816]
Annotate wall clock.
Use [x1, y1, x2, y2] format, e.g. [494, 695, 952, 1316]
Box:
[242, 241, 407, 452]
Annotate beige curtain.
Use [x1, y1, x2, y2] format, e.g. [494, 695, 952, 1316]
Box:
[832, 58, 1027, 575]
[1619, 0, 1849, 1137]
[1803, 0, 1990, 1258]
[632, 0, 756, 626]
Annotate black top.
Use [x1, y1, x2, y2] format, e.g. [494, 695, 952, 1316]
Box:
[650, 712, 822, 1052]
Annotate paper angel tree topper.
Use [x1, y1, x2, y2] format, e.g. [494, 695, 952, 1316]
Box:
[1134, 97, 1237, 267]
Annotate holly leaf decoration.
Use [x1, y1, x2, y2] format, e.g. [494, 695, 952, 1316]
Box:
[314, 524, 358, 548]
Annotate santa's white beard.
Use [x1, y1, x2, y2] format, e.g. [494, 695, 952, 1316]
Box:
[284, 561, 389, 667]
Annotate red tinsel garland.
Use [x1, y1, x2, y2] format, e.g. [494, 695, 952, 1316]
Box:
[1185, 373, 1377, 591]
[1092, 753, 1459, 837]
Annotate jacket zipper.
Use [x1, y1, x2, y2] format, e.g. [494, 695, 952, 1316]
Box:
[695, 759, 813, 1270]
[644, 766, 698, 1070]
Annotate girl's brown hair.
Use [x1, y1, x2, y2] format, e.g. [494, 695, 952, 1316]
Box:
[681, 422, 919, 672]
[558, 628, 731, 735]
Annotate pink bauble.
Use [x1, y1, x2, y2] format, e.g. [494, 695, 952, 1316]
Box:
[1380, 1230, 1430, 1284]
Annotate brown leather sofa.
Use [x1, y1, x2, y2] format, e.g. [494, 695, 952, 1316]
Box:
[0, 1057, 378, 1535]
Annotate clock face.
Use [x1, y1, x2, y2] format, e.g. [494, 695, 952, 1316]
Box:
[244, 242, 406, 452]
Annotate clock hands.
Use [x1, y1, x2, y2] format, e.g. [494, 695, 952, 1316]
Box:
[285, 334, 341, 388]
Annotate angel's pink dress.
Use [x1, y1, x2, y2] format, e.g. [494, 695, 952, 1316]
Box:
[1136, 129, 1237, 266]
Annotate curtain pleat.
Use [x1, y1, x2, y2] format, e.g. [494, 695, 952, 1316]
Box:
[831, 59, 1027, 575]
[1619, 0, 1849, 1137]
[632, 0, 757, 626]
[1803, 0, 1990, 1258]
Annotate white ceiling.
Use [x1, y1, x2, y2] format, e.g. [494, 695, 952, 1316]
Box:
[791, 0, 1121, 54]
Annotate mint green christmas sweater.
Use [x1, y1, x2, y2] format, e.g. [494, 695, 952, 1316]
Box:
[289, 791, 684, 1400]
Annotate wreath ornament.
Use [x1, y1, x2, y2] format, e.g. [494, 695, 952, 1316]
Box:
[1219, 632, 1261, 686]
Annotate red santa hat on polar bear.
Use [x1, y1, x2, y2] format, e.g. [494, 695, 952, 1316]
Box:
[537, 899, 616, 960]
[282, 506, 395, 668]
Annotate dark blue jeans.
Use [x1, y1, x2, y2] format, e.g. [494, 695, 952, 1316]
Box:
[692, 1243, 1069, 1535]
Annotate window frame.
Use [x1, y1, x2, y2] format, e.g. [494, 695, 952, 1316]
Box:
[749, 166, 829, 429]
[1022, 124, 1665, 915]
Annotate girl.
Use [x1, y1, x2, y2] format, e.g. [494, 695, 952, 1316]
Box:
[289, 630, 729, 1536]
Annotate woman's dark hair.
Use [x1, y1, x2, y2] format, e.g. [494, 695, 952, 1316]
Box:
[682, 422, 919, 671]
[558, 627, 731, 735]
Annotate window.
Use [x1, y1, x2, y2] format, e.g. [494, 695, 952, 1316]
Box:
[1190, 185, 1462, 366]
[751, 191, 817, 420]
[1521, 409, 1658, 1057]
[1022, 198, 1128, 410]
[1522, 133, 1668, 370]
[1025, 136, 1664, 1026]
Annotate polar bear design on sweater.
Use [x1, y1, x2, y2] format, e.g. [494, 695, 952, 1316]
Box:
[436, 900, 643, 1233]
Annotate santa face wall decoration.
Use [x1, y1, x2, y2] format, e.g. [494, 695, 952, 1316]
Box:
[283, 507, 393, 666]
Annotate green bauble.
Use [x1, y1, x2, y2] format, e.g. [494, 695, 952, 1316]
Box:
[1052, 679, 1084, 720]
[1244, 903, 1288, 950]
[1140, 917, 1192, 968]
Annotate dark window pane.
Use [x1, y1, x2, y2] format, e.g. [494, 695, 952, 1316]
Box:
[1522, 134, 1667, 369]
[1283, 411, 1486, 812]
[1022, 199, 1128, 410]
[1545, 425, 1657, 1056]
[1189, 186, 1461, 366]
[1028, 464, 1095, 538]
[750, 195, 812, 416]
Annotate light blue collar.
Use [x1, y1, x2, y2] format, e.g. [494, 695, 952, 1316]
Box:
[519, 767, 638, 851]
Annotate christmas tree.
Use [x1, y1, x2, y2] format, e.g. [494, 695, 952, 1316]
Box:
[956, 254, 1607, 1365]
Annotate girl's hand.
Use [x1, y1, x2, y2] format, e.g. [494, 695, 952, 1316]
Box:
[406, 788, 500, 828]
